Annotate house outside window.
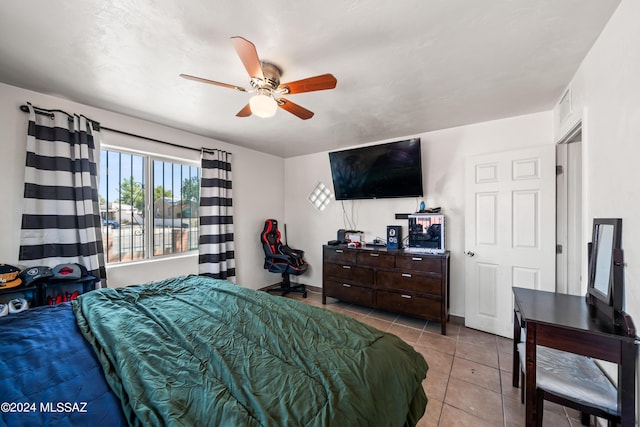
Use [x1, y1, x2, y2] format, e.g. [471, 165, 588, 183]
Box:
[100, 149, 200, 264]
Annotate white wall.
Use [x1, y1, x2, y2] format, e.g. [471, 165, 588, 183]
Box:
[554, 1, 639, 420]
[284, 111, 553, 317]
[0, 82, 284, 289]
[553, 0, 640, 319]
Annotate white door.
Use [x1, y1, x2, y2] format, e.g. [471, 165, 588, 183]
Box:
[464, 145, 556, 338]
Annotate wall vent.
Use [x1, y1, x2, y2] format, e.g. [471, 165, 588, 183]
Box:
[558, 87, 572, 124]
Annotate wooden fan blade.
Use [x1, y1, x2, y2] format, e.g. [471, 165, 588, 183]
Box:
[231, 36, 264, 79]
[180, 74, 247, 92]
[236, 104, 252, 117]
[278, 73, 337, 95]
[277, 98, 314, 120]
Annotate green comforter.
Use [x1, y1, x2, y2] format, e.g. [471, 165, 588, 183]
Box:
[73, 275, 428, 426]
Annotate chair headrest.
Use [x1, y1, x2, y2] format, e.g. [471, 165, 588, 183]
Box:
[261, 219, 281, 244]
[264, 219, 277, 231]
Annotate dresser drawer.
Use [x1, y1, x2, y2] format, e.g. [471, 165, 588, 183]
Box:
[324, 263, 373, 283]
[395, 254, 443, 273]
[376, 290, 441, 320]
[323, 247, 357, 264]
[324, 280, 374, 306]
[322, 245, 449, 334]
[376, 270, 442, 295]
[356, 251, 395, 268]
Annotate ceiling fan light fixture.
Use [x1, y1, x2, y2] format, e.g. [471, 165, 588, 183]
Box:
[181, 37, 337, 120]
[249, 90, 278, 118]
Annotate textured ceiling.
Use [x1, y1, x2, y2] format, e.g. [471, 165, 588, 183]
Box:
[0, 1, 620, 158]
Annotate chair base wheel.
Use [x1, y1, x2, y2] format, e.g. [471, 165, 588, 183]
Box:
[266, 280, 307, 298]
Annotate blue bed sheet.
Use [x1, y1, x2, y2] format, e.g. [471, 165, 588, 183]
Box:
[0, 303, 126, 427]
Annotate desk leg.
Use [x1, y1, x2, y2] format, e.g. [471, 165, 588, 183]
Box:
[512, 309, 521, 388]
[525, 322, 537, 427]
[619, 340, 636, 427]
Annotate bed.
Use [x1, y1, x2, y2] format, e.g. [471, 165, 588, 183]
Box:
[0, 275, 428, 426]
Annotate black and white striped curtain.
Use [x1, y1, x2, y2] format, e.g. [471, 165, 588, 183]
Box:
[19, 104, 106, 288]
[198, 149, 236, 281]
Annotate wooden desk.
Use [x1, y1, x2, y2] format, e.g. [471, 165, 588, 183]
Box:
[512, 287, 636, 426]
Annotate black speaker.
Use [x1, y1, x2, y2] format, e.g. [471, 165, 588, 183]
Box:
[337, 229, 346, 244]
[387, 226, 402, 249]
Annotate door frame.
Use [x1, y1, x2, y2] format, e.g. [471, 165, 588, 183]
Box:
[556, 121, 584, 296]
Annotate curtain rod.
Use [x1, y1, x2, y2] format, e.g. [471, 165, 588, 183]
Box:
[100, 126, 202, 153]
[19, 103, 101, 130]
[19, 103, 224, 154]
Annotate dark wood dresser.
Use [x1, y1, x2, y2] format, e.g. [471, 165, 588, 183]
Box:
[322, 245, 450, 334]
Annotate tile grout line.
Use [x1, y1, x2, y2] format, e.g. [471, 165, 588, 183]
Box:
[436, 328, 456, 427]
[440, 332, 506, 426]
[496, 335, 509, 427]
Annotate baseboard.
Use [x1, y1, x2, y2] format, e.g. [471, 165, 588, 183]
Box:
[449, 314, 464, 325]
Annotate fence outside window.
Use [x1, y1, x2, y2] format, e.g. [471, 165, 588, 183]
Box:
[100, 149, 200, 264]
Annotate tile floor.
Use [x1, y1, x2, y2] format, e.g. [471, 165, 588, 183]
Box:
[284, 287, 589, 427]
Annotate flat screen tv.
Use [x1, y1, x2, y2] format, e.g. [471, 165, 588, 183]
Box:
[328, 138, 423, 200]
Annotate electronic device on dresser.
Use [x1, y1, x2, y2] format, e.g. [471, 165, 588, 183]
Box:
[386, 225, 402, 249]
[586, 218, 628, 330]
[407, 214, 445, 253]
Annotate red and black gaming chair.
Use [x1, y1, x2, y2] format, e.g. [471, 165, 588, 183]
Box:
[261, 219, 308, 298]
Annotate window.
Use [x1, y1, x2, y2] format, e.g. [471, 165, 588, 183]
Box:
[100, 149, 200, 264]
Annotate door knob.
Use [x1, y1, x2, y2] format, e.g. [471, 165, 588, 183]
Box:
[465, 251, 475, 257]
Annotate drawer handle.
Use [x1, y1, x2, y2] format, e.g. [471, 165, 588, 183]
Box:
[401, 273, 412, 278]
[335, 249, 344, 253]
[342, 283, 351, 288]
[401, 294, 412, 299]
[412, 257, 423, 261]
[342, 265, 351, 269]
[370, 253, 380, 257]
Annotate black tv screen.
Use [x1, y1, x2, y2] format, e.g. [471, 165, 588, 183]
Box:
[328, 138, 423, 200]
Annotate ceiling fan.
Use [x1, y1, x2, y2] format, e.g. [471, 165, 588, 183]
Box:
[180, 36, 337, 120]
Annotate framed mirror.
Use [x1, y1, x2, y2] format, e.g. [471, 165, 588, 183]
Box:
[587, 218, 623, 318]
